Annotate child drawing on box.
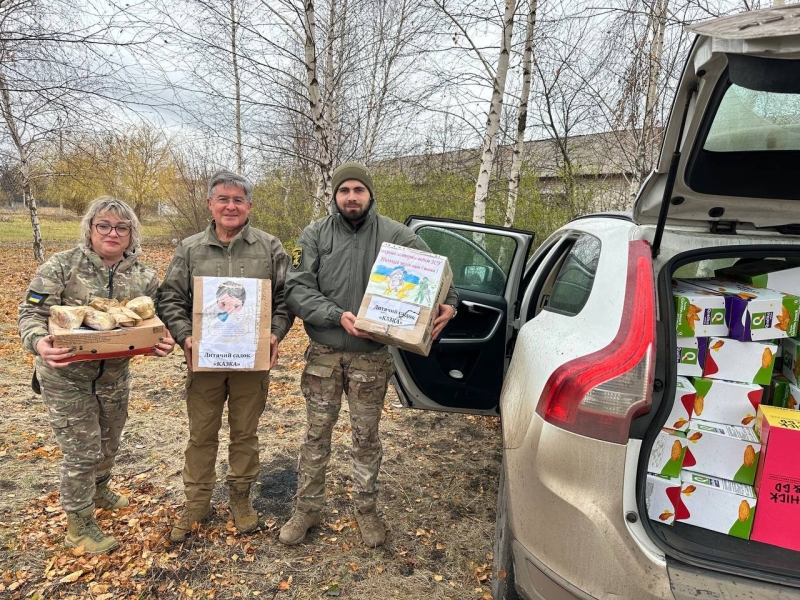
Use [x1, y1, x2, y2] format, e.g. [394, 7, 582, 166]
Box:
[386, 266, 407, 296]
[216, 281, 246, 322]
[412, 277, 432, 305]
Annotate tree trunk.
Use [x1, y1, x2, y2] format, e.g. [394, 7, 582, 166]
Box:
[505, 0, 537, 229]
[628, 0, 667, 204]
[0, 65, 44, 261]
[473, 0, 516, 224]
[231, 0, 243, 172]
[304, 0, 334, 221]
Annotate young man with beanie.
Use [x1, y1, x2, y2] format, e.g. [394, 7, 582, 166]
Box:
[280, 161, 458, 547]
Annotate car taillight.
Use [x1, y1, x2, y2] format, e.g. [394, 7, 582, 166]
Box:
[535, 240, 655, 444]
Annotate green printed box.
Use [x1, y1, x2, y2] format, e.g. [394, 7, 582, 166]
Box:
[691, 378, 762, 427]
[768, 375, 800, 410]
[716, 260, 800, 297]
[688, 278, 800, 341]
[677, 337, 707, 377]
[782, 337, 800, 386]
[682, 419, 761, 485]
[702, 337, 777, 385]
[648, 430, 689, 479]
[678, 470, 756, 539]
[673, 280, 728, 338]
[646, 473, 684, 525]
[665, 376, 695, 431]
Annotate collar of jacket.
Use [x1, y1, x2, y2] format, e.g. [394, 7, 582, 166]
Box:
[80, 244, 139, 272]
[331, 200, 378, 232]
[203, 219, 257, 246]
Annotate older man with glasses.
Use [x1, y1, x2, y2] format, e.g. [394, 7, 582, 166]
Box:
[158, 170, 294, 542]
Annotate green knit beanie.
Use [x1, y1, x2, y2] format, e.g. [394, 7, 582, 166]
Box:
[331, 162, 374, 199]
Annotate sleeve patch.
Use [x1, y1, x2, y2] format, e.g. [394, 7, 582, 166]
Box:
[25, 291, 49, 305]
[291, 247, 303, 269]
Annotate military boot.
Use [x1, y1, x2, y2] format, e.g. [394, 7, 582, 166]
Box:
[278, 509, 321, 545]
[170, 505, 212, 543]
[65, 505, 119, 554]
[93, 475, 129, 511]
[355, 509, 386, 548]
[229, 484, 259, 533]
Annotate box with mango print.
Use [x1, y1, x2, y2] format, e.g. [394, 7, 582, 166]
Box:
[687, 278, 800, 342]
[690, 378, 762, 428]
[682, 419, 761, 485]
[645, 474, 684, 525]
[702, 337, 777, 386]
[678, 470, 757, 539]
[673, 280, 728, 338]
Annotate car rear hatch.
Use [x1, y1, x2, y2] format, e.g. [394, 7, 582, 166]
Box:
[631, 5, 800, 591]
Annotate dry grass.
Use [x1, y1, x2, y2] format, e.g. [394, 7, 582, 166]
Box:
[0, 239, 502, 600]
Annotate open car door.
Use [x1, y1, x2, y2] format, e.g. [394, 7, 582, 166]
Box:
[391, 216, 533, 415]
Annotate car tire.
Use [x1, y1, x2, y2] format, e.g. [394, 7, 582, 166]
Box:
[492, 459, 520, 600]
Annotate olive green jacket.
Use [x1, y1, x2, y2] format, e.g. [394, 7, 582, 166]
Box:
[157, 220, 294, 347]
[18, 245, 158, 382]
[285, 201, 458, 352]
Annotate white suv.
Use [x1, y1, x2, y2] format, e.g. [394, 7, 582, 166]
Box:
[390, 6, 800, 599]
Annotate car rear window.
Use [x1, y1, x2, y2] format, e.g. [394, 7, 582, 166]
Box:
[545, 234, 600, 316]
[704, 84, 800, 152]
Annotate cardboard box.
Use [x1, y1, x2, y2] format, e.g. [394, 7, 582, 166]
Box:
[716, 260, 800, 297]
[687, 278, 800, 341]
[191, 277, 271, 371]
[751, 405, 800, 551]
[673, 280, 728, 338]
[690, 378, 762, 427]
[665, 376, 695, 431]
[50, 316, 164, 363]
[354, 243, 453, 357]
[645, 474, 684, 525]
[678, 470, 757, 539]
[702, 338, 777, 385]
[677, 337, 707, 377]
[648, 430, 689, 478]
[768, 375, 800, 410]
[682, 419, 761, 484]
[782, 337, 800, 385]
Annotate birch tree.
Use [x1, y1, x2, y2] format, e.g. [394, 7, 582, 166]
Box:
[504, 0, 537, 228]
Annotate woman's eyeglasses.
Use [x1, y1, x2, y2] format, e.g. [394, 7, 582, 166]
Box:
[94, 223, 131, 237]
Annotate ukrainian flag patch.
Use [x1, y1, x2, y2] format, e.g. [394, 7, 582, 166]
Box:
[25, 291, 48, 305]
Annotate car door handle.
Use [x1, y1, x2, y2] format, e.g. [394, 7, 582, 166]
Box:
[440, 301, 504, 344]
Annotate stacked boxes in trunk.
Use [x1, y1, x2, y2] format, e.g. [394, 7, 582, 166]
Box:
[651, 269, 800, 545]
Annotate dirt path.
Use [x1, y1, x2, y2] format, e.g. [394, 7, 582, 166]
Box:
[0, 245, 502, 599]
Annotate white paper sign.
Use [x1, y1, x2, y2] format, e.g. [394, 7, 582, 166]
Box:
[364, 244, 446, 308]
[198, 277, 261, 369]
[365, 297, 421, 329]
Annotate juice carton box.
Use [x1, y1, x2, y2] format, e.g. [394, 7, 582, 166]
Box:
[769, 375, 800, 410]
[751, 405, 800, 551]
[716, 260, 800, 297]
[677, 337, 707, 377]
[673, 280, 728, 338]
[677, 470, 756, 539]
[648, 430, 689, 479]
[645, 474, 684, 525]
[782, 337, 800, 385]
[702, 338, 777, 385]
[690, 378, 762, 427]
[664, 376, 695, 431]
[682, 420, 761, 484]
[687, 278, 800, 341]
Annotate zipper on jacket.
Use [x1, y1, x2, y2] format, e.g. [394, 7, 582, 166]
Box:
[94, 264, 116, 395]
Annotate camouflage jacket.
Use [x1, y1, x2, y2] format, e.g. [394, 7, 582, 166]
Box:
[285, 201, 458, 353]
[157, 220, 294, 348]
[18, 245, 159, 382]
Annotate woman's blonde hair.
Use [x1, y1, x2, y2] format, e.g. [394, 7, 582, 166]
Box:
[80, 196, 142, 254]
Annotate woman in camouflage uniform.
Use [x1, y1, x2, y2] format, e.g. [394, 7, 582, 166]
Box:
[18, 197, 175, 554]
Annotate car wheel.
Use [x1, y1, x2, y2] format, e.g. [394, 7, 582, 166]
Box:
[492, 459, 520, 600]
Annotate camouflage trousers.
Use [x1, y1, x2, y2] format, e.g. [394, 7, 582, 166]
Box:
[295, 342, 394, 514]
[38, 365, 130, 512]
[183, 370, 270, 509]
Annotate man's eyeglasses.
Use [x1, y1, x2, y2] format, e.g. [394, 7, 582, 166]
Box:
[94, 223, 131, 237]
[212, 197, 249, 206]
